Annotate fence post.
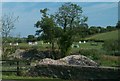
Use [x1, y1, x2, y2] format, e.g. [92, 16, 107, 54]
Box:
[17, 60, 20, 76]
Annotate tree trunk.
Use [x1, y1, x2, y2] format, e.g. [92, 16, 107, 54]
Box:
[51, 41, 55, 59]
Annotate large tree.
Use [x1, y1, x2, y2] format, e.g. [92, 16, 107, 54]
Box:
[55, 3, 88, 57]
[35, 8, 57, 58]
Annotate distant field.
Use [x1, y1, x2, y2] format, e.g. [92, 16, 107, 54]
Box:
[16, 30, 119, 51]
[17, 41, 103, 53]
[8, 29, 120, 51]
[70, 42, 103, 53]
[85, 30, 119, 41]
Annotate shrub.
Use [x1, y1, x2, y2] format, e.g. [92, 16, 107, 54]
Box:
[79, 49, 102, 61]
[2, 45, 18, 59]
[58, 32, 73, 58]
[103, 40, 119, 56]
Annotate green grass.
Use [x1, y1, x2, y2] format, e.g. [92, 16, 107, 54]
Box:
[99, 55, 120, 67]
[70, 42, 103, 53]
[85, 30, 119, 41]
[2, 75, 68, 81]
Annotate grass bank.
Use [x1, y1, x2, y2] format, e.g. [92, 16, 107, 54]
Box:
[2, 75, 68, 81]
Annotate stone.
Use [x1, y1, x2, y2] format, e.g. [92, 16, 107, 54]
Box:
[37, 55, 98, 66]
[9, 49, 25, 59]
[38, 58, 67, 65]
[60, 55, 98, 66]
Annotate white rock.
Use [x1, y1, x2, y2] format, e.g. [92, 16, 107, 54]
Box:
[38, 55, 98, 66]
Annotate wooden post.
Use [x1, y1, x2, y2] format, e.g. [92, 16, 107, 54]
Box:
[17, 60, 20, 76]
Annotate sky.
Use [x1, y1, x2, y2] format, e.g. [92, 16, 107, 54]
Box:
[1, 0, 119, 2]
[2, 2, 118, 37]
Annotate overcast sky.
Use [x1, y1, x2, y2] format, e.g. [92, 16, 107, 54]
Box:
[2, 2, 118, 37]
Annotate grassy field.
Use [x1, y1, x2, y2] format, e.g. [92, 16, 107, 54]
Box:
[17, 41, 103, 52]
[5, 30, 119, 50]
[18, 30, 119, 50]
[85, 30, 118, 40]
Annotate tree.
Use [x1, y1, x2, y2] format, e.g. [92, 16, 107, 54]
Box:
[106, 26, 116, 31]
[116, 21, 120, 29]
[55, 3, 88, 57]
[27, 35, 36, 42]
[77, 23, 89, 38]
[1, 13, 19, 56]
[88, 26, 98, 35]
[103, 40, 119, 56]
[35, 8, 57, 58]
[1, 13, 19, 38]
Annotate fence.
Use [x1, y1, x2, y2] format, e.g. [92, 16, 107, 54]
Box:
[1, 60, 30, 76]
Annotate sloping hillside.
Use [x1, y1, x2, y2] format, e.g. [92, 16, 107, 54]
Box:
[85, 30, 119, 41]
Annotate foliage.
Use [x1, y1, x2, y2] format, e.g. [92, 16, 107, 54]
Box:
[55, 2, 88, 57]
[99, 55, 120, 66]
[27, 35, 36, 42]
[116, 21, 120, 29]
[58, 32, 73, 57]
[35, 8, 56, 43]
[35, 8, 61, 59]
[78, 49, 102, 61]
[106, 26, 116, 31]
[103, 40, 119, 56]
[2, 45, 18, 59]
[88, 26, 100, 35]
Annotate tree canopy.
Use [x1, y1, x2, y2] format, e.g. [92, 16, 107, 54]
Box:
[54, 3, 88, 57]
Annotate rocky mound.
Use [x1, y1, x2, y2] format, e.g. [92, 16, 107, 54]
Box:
[38, 55, 98, 66]
[38, 58, 67, 65]
[9, 49, 98, 66]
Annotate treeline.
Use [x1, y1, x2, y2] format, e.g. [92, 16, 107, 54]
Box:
[3, 24, 118, 44]
[28, 25, 118, 42]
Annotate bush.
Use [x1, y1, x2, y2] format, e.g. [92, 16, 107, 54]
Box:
[78, 49, 102, 61]
[58, 32, 73, 58]
[103, 40, 119, 56]
[2, 45, 18, 59]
